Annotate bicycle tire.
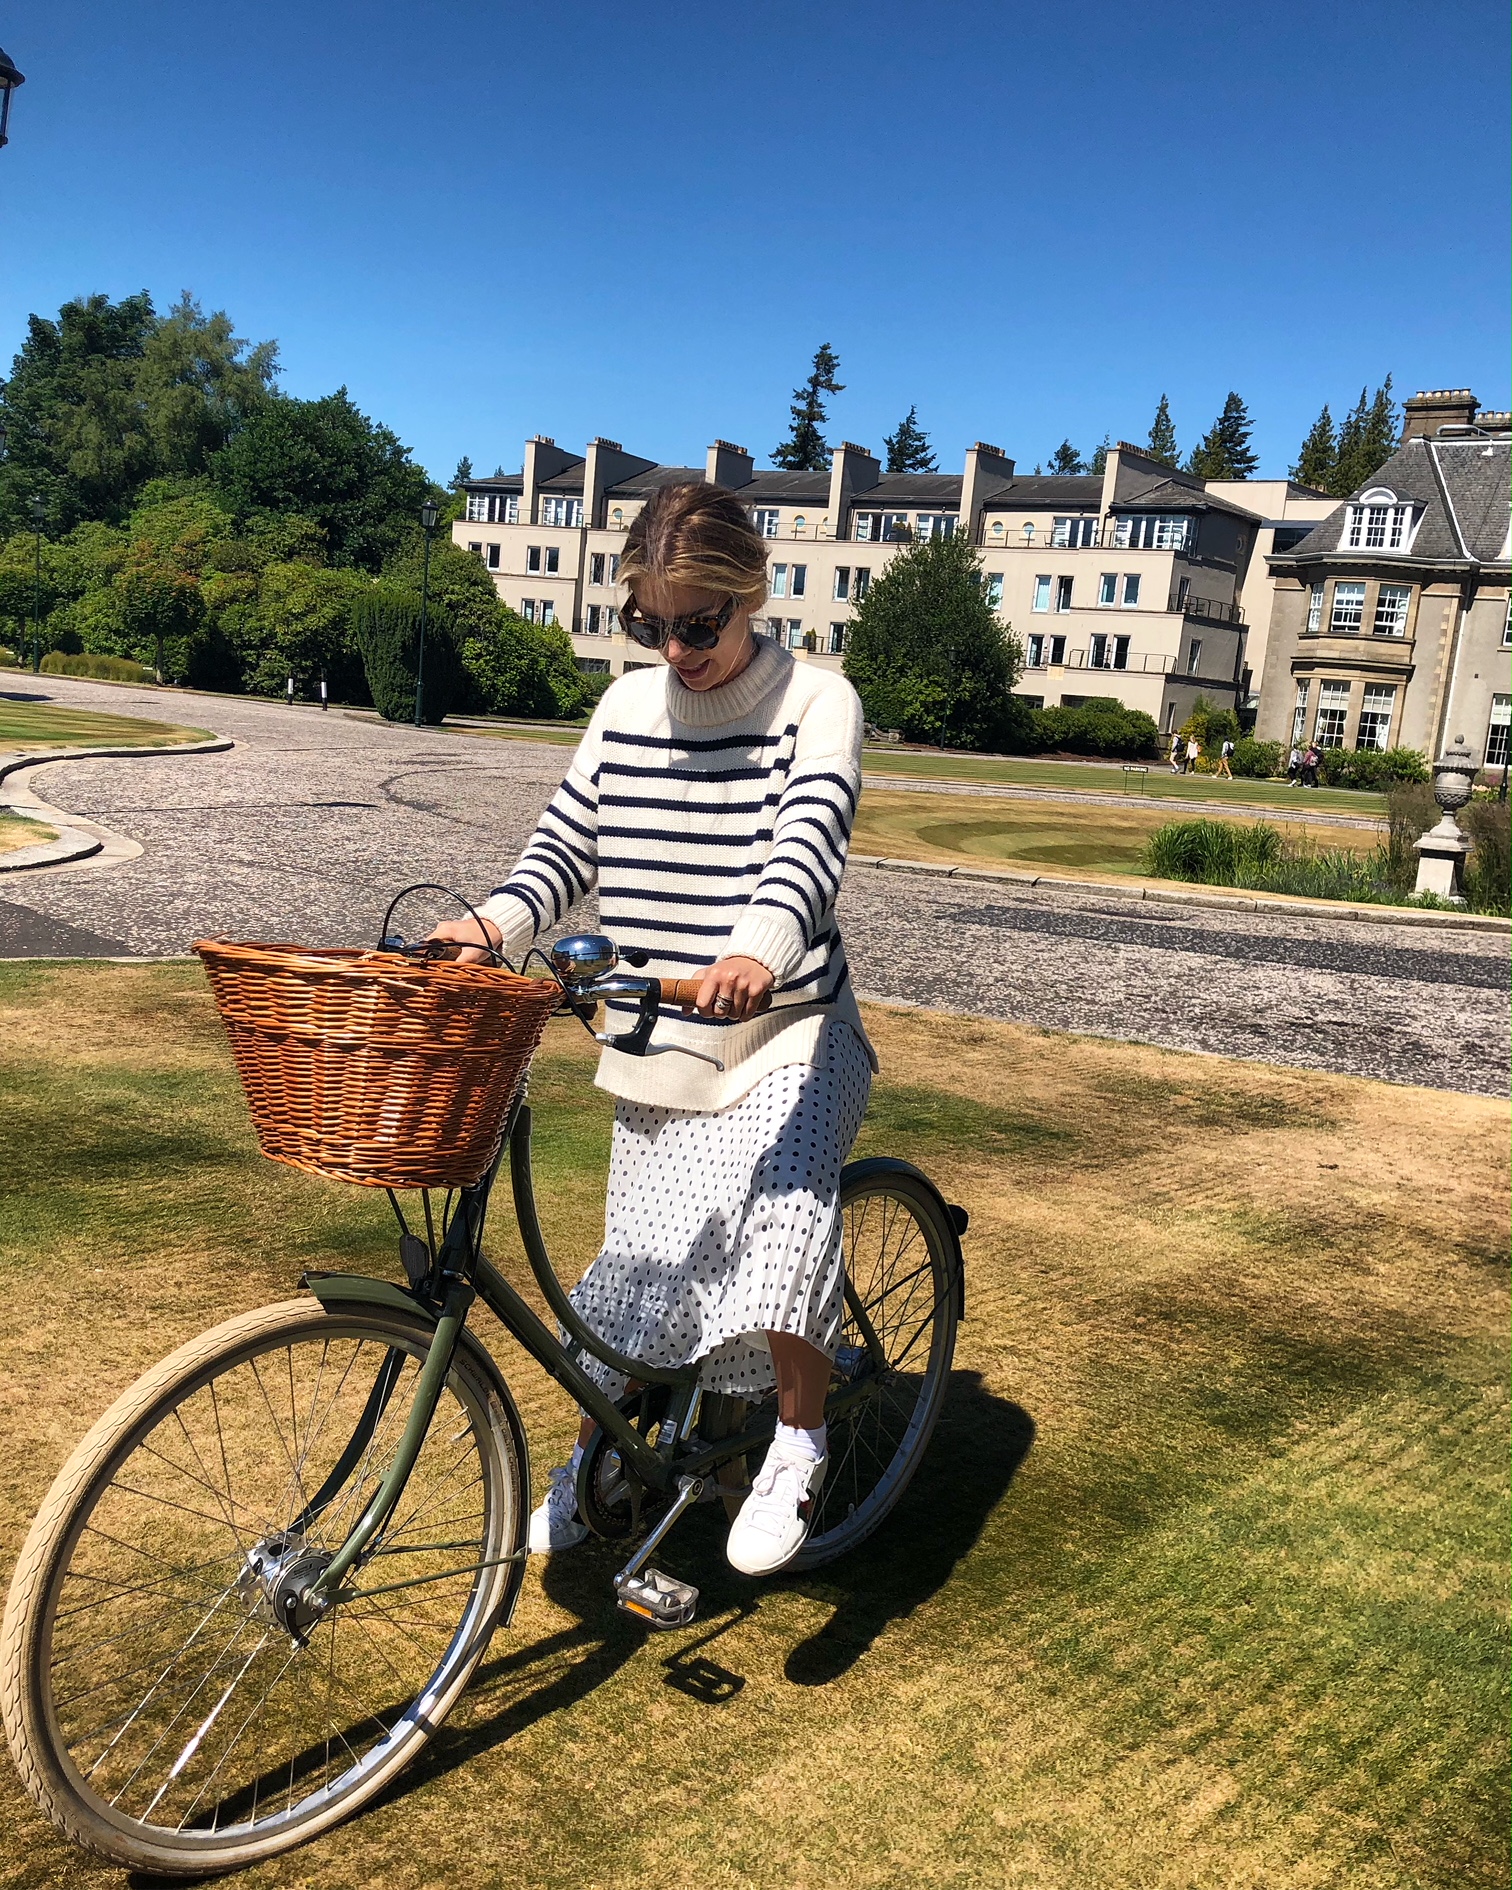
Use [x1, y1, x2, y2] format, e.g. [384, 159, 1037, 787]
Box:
[1, 1297, 525, 1876]
[789, 1164, 961, 1570]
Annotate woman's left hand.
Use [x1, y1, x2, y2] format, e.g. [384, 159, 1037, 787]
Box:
[687, 955, 775, 1022]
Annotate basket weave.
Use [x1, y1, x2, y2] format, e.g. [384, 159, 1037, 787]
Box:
[195, 939, 564, 1189]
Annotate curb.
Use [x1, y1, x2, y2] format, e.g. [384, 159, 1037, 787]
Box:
[0, 823, 102, 871]
[0, 736, 233, 789]
[850, 854, 1512, 934]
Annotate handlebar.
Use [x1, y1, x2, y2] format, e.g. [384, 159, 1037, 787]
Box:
[392, 941, 770, 1016]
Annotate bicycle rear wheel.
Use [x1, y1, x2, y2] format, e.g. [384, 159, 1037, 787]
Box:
[1, 1297, 525, 1876]
[791, 1163, 961, 1570]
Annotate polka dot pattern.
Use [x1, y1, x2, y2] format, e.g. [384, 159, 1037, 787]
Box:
[566, 1022, 872, 1400]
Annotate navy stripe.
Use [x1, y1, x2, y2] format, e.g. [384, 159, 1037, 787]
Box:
[598, 914, 736, 936]
[601, 728, 795, 753]
[599, 760, 777, 785]
[598, 824, 774, 849]
[600, 792, 771, 817]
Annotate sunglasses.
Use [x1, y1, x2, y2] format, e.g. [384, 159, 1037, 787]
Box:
[621, 594, 737, 652]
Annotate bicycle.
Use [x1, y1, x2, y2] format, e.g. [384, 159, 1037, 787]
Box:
[1, 910, 967, 1876]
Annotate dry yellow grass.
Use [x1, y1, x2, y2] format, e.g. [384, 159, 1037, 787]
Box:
[0, 815, 57, 855]
[0, 964, 1505, 1890]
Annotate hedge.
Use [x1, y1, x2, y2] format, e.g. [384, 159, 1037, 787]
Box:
[39, 651, 156, 683]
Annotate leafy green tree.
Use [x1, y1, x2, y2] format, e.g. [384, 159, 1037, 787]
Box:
[118, 544, 204, 681]
[249, 561, 369, 698]
[1330, 377, 1397, 496]
[882, 406, 937, 473]
[352, 584, 463, 723]
[1146, 394, 1179, 467]
[133, 294, 278, 482]
[212, 388, 433, 571]
[449, 456, 474, 489]
[772, 343, 843, 471]
[462, 612, 591, 719]
[1047, 440, 1087, 475]
[1089, 436, 1111, 475]
[1186, 392, 1259, 479]
[381, 534, 501, 638]
[843, 528, 1022, 749]
[1291, 404, 1337, 489]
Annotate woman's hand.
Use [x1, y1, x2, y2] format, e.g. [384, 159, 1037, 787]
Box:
[423, 915, 503, 965]
[687, 955, 775, 1023]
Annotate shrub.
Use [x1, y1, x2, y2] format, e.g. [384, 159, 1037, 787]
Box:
[1384, 783, 1437, 894]
[1462, 795, 1510, 916]
[1143, 819, 1284, 883]
[351, 585, 462, 723]
[1030, 700, 1159, 759]
[39, 651, 155, 683]
[1318, 746, 1430, 790]
[461, 611, 594, 720]
[1230, 737, 1283, 778]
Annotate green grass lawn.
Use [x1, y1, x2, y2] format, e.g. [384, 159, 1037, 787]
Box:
[0, 965, 1504, 1889]
[0, 812, 57, 854]
[0, 697, 212, 752]
[854, 786, 1376, 882]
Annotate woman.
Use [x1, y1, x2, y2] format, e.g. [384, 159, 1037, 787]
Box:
[429, 482, 875, 1578]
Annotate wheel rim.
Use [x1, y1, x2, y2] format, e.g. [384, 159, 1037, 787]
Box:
[37, 1316, 512, 1851]
[803, 1184, 955, 1558]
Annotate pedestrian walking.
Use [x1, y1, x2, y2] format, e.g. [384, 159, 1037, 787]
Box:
[1216, 737, 1235, 779]
[1184, 735, 1200, 775]
[1169, 735, 1183, 774]
[1302, 743, 1321, 788]
[1287, 744, 1302, 784]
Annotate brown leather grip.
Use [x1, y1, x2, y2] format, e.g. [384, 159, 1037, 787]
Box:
[663, 977, 773, 1013]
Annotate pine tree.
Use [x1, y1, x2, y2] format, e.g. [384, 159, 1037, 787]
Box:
[1290, 405, 1336, 489]
[883, 405, 937, 473]
[449, 455, 473, 490]
[1146, 395, 1179, 468]
[1089, 435, 1111, 475]
[772, 343, 844, 471]
[1047, 440, 1087, 475]
[1186, 392, 1259, 480]
[1329, 376, 1398, 495]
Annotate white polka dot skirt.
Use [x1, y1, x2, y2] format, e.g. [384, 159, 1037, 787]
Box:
[567, 1021, 873, 1399]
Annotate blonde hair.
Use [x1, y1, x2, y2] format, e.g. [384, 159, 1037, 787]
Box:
[619, 482, 767, 611]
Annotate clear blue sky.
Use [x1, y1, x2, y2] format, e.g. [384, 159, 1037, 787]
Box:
[2, 0, 1507, 484]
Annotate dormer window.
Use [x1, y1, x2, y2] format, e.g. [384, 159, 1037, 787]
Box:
[752, 508, 781, 537]
[1051, 516, 1099, 547]
[1112, 513, 1189, 550]
[1342, 490, 1411, 550]
[539, 496, 583, 527]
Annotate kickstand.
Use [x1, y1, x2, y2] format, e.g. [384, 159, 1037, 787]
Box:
[613, 1475, 704, 1629]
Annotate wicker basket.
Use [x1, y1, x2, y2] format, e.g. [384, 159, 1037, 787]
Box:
[195, 939, 564, 1189]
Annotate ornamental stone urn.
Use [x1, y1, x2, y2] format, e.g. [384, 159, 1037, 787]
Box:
[1413, 733, 1476, 904]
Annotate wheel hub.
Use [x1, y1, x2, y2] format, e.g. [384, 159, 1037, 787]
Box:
[239, 1533, 335, 1641]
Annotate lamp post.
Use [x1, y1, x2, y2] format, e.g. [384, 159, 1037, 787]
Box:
[0, 47, 25, 150]
[29, 493, 44, 673]
[414, 499, 440, 727]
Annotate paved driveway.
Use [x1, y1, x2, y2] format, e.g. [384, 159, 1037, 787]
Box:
[3, 678, 1505, 1097]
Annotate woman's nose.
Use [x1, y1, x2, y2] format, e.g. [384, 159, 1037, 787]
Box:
[665, 636, 689, 663]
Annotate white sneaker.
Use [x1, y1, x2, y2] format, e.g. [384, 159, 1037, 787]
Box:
[725, 1447, 826, 1576]
[528, 1463, 589, 1553]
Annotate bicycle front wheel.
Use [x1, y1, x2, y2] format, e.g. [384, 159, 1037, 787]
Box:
[1, 1297, 525, 1876]
[792, 1163, 961, 1570]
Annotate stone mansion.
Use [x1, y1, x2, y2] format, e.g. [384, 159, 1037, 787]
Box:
[455, 389, 1510, 762]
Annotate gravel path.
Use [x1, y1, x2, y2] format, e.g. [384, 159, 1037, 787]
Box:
[2, 678, 1505, 1097]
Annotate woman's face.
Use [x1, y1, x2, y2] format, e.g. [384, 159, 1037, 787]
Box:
[631, 574, 758, 692]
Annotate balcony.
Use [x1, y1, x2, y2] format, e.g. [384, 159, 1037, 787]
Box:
[1022, 649, 1177, 675]
[1170, 593, 1244, 625]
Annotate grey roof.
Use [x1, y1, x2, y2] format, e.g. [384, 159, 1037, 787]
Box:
[601, 465, 705, 499]
[980, 475, 1101, 508]
[734, 469, 830, 503]
[1275, 436, 1510, 567]
[1111, 474, 1260, 520]
[848, 473, 964, 506]
[462, 473, 524, 491]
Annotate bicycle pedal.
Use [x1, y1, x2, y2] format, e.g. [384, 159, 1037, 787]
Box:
[614, 1567, 699, 1630]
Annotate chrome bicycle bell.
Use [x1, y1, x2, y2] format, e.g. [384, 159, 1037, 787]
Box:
[549, 934, 620, 987]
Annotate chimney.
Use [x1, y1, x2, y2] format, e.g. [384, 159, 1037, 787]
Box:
[521, 434, 581, 524]
[960, 441, 1015, 539]
[582, 437, 657, 527]
[827, 441, 881, 533]
[1401, 389, 1479, 442]
[706, 440, 754, 489]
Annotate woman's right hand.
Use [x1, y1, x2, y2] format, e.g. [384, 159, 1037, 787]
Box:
[423, 915, 504, 965]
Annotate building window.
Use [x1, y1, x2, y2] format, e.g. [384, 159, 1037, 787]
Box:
[467, 540, 483, 556]
[586, 605, 601, 634]
[486, 543, 500, 570]
[539, 496, 583, 528]
[1306, 583, 1324, 633]
[828, 622, 846, 654]
[1026, 633, 1066, 667]
[752, 508, 780, 537]
[1186, 637, 1202, 672]
[833, 567, 850, 601]
[790, 564, 807, 598]
[1356, 684, 1396, 752]
[590, 552, 606, 585]
[1089, 633, 1130, 670]
[1314, 679, 1349, 747]
[1503, 598, 1512, 649]
[984, 572, 1003, 607]
[466, 493, 519, 524]
[1054, 577, 1073, 612]
[606, 605, 619, 631]
[1292, 680, 1310, 744]
[1343, 500, 1410, 549]
[793, 516, 807, 538]
[853, 567, 871, 599]
[852, 512, 879, 541]
[540, 600, 556, 626]
[527, 546, 541, 573]
[576, 657, 611, 674]
[611, 508, 624, 529]
[1330, 581, 1365, 633]
[1373, 584, 1410, 637]
[1122, 573, 1141, 607]
[521, 599, 536, 622]
[1176, 575, 1191, 609]
[771, 564, 788, 599]
[1113, 513, 1189, 550]
[1098, 573, 1118, 607]
[1486, 694, 1512, 768]
[1051, 516, 1099, 547]
[466, 495, 488, 523]
[916, 513, 958, 540]
[1032, 575, 1052, 612]
[784, 619, 803, 648]
[608, 554, 620, 583]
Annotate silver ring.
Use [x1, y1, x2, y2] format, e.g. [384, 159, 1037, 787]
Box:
[713, 996, 732, 1013]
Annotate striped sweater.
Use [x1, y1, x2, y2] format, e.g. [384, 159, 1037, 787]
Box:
[478, 633, 875, 1110]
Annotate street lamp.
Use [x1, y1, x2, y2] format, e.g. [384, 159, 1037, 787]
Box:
[414, 498, 441, 727]
[0, 47, 25, 150]
[29, 493, 44, 673]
